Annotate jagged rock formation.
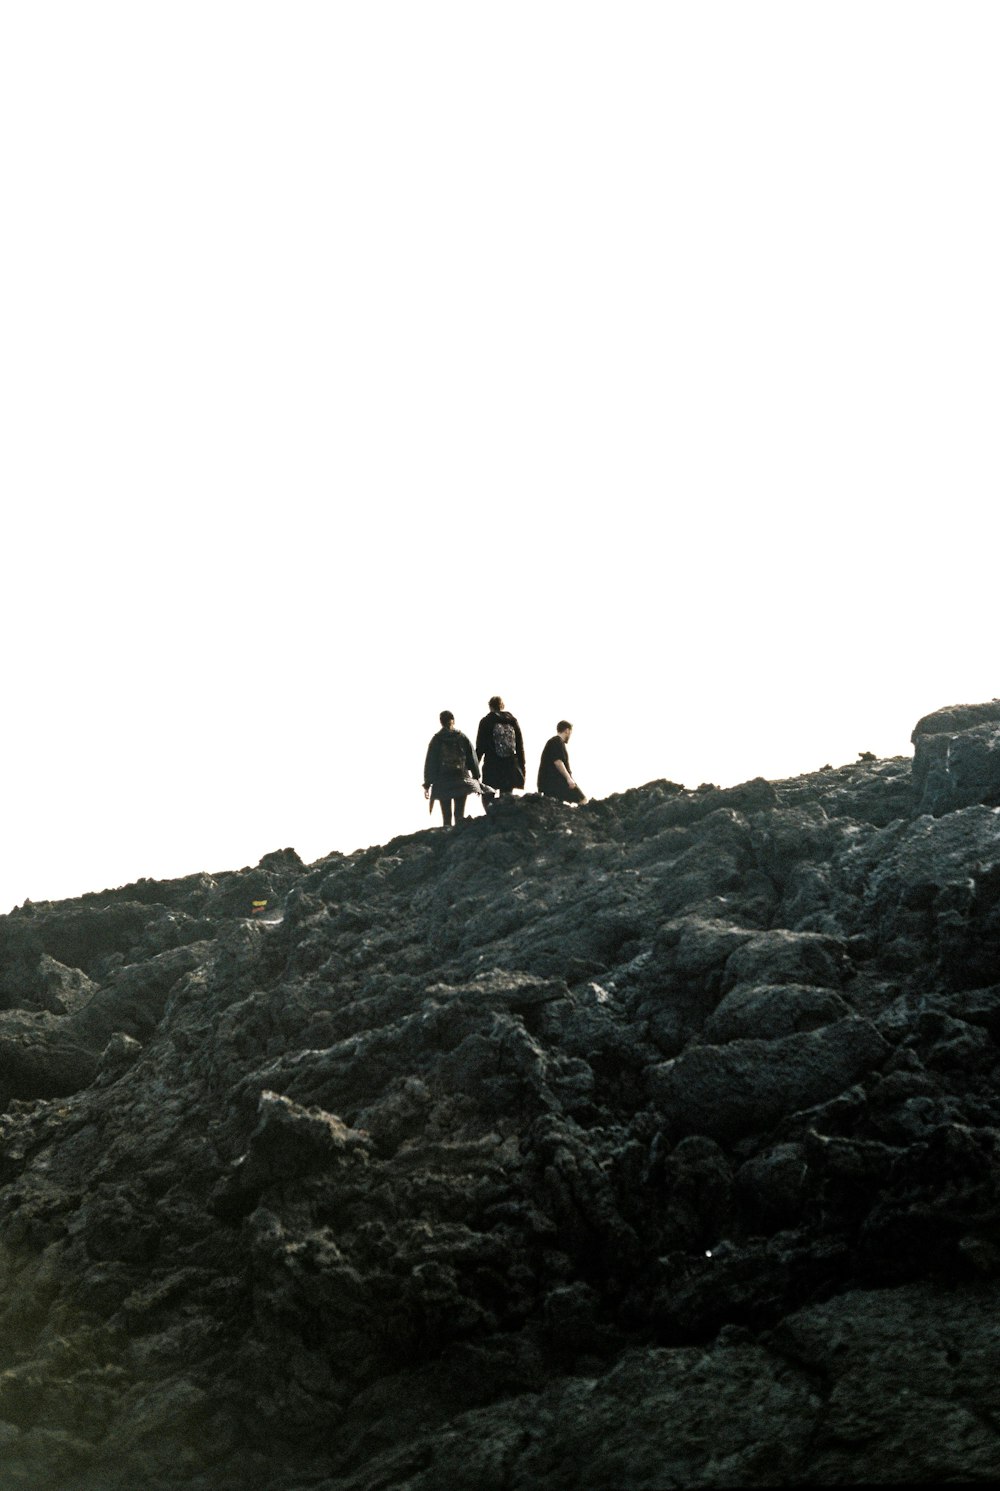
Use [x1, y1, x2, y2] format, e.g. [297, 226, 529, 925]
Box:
[1, 705, 1000, 1488]
[912, 697, 1000, 816]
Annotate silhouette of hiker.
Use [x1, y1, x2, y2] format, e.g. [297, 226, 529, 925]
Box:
[538, 720, 588, 805]
[476, 695, 526, 800]
[423, 711, 480, 828]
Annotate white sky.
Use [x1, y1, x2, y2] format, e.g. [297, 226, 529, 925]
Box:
[2, 2, 998, 912]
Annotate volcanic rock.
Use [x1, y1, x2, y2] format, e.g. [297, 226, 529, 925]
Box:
[1, 718, 1000, 1486]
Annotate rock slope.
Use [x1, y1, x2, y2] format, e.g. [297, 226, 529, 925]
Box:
[2, 702, 1000, 1488]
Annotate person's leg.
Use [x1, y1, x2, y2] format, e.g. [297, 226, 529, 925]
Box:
[454, 795, 467, 826]
[439, 797, 454, 827]
[556, 783, 587, 805]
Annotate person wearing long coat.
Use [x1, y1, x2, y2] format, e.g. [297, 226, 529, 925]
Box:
[423, 710, 480, 827]
[475, 695, 526, 796]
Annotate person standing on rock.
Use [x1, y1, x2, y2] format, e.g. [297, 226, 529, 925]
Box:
[475, 695, 526, 800]
[423, 711, 481, 828]
[538, 720, 588, 805]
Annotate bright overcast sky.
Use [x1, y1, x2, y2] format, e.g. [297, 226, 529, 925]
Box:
[2, 2, 998, 912]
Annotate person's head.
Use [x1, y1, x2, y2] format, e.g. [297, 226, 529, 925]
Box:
[440, 710, 455, 729]
[557, 720, 572, 741]
[489, 695, 504, 712]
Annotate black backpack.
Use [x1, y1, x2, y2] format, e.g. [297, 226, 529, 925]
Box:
[438, 732, 466, 775]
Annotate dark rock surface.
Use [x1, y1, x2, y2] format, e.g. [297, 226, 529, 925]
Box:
[912, 698, 1000, 816]
[1, 718, 1000, 1486]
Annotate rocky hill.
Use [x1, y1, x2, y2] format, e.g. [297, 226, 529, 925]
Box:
[2, 701, 1000, 1489]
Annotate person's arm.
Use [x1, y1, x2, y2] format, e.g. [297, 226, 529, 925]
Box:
[515, 718, 526, 774]
[423, 737, 438, 794]
[554, 758, 577, 789]
[554, 740, 577, 788]
[465, 734, 481, 779]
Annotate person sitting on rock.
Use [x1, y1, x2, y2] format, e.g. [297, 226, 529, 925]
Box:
[423, 711, 481, 828]
[476, 695, 526, 800]
[537, 721, 588, 805]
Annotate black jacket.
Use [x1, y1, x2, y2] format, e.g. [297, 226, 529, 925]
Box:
[424, 728, 479, 799]
[475, 710, 526, 791]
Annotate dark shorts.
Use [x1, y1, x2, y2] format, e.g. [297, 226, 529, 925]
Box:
[543, 783, 586, 805]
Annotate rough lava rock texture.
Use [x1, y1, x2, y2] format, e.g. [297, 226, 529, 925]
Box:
[912, 698, 1000, 817]
[2, 713, 1000, 1486]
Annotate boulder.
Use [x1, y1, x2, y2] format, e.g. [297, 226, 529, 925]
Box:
[912, 700, 1000, 815]
[703, 982, 853, 1043]
[647, 1017, 890, 1141]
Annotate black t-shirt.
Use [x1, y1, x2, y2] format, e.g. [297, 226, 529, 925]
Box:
[538, 734, 570, 795]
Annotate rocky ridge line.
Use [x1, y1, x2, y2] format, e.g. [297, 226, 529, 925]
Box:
[0, 701, 999, 1487]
